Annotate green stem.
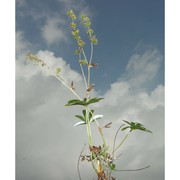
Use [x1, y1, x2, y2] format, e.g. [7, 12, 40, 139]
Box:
[89, 42, 93, 64]
[113, 133, 130, 155]
[112, 124, 125, 159]
[87, 66, 91, 88]
[86, 107, 93, 146]
[82, 48, 88, 64]
[81, 48, 90, 95]
[88, 41, 93, 87]
[77, 144, 86, 180]
[99, 127, 106, 147]
[88, 28, 94, 65]
[79, 53, 88, 89]
[86, 107, 107, 147]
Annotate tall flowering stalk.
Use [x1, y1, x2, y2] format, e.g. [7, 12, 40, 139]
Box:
[27, 9, 152, 180]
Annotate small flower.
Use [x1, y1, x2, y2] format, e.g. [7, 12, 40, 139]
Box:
[77, 39, 85, 47]
[90, 35, 98, 45]
[79, 59, 88, 65]
[71, 29, 80, 36]
[87, 28, 94, 35]
[56, 67, 61, 75]
[70, 22, 76, 29]
[67, 9, 76, 20]
[75, 49, 81, 55]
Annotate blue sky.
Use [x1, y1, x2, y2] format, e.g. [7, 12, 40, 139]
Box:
[16, 0, 164, 180]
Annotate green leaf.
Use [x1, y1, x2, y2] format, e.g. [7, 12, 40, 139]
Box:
[89, 109, 95, 120]
[121, 126, 130, 131]
[65, 99, 87, 106]
[86, 97, 104, 105]
[75, 115, 86, 122]
[65, 97, 104, 107]
[82, 109, 86, 117]
[123, 120, 131, 125]
[109, 163, 116, 171]
[122, 120, 152, 133]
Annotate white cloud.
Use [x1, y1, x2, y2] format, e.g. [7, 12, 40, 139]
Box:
[57, 0, 92, 16]
[41, 17, 68, 45]
[16, 31, 30, 53]
[39, 0, 93, 45]
[16, 34, 164, 180]
[124, 48, 163, 88]
[16, 31, 38, 79]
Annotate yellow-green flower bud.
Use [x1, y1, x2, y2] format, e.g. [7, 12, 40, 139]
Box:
[56, 67, 61, 75]
[75, 49, 81, 55]
[70, 22, 77, 29]
[67, 10, 76, 20]
[77, 39, 85, 47]
[90, 35, 98, 45]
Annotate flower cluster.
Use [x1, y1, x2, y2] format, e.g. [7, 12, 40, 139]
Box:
[67, 9, 98, 54]
[26, 53, 47, 68]
[67, 10, 85, 51]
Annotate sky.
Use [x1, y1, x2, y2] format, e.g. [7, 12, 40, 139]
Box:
[16, 0, 164, 180]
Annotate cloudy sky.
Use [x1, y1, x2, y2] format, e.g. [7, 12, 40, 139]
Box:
[16, 0, 164, 179]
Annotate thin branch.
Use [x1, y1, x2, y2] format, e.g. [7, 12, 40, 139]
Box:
[27, 53, 83, 101]
[81, 48, 91, 89]
[115, 165, 151, 172]
[113, 133, 129, 153]
[54, 74, 82, 100]
[79, 53, 88, 89]
[82, 48, 88, 64]
[112, 124, 125, 159]
[77, 144, 86, 180]
[89, 42, 94, 65]
[87, 42, 94, 88]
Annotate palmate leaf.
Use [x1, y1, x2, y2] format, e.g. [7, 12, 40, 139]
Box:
[122, 120, 152, 133]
